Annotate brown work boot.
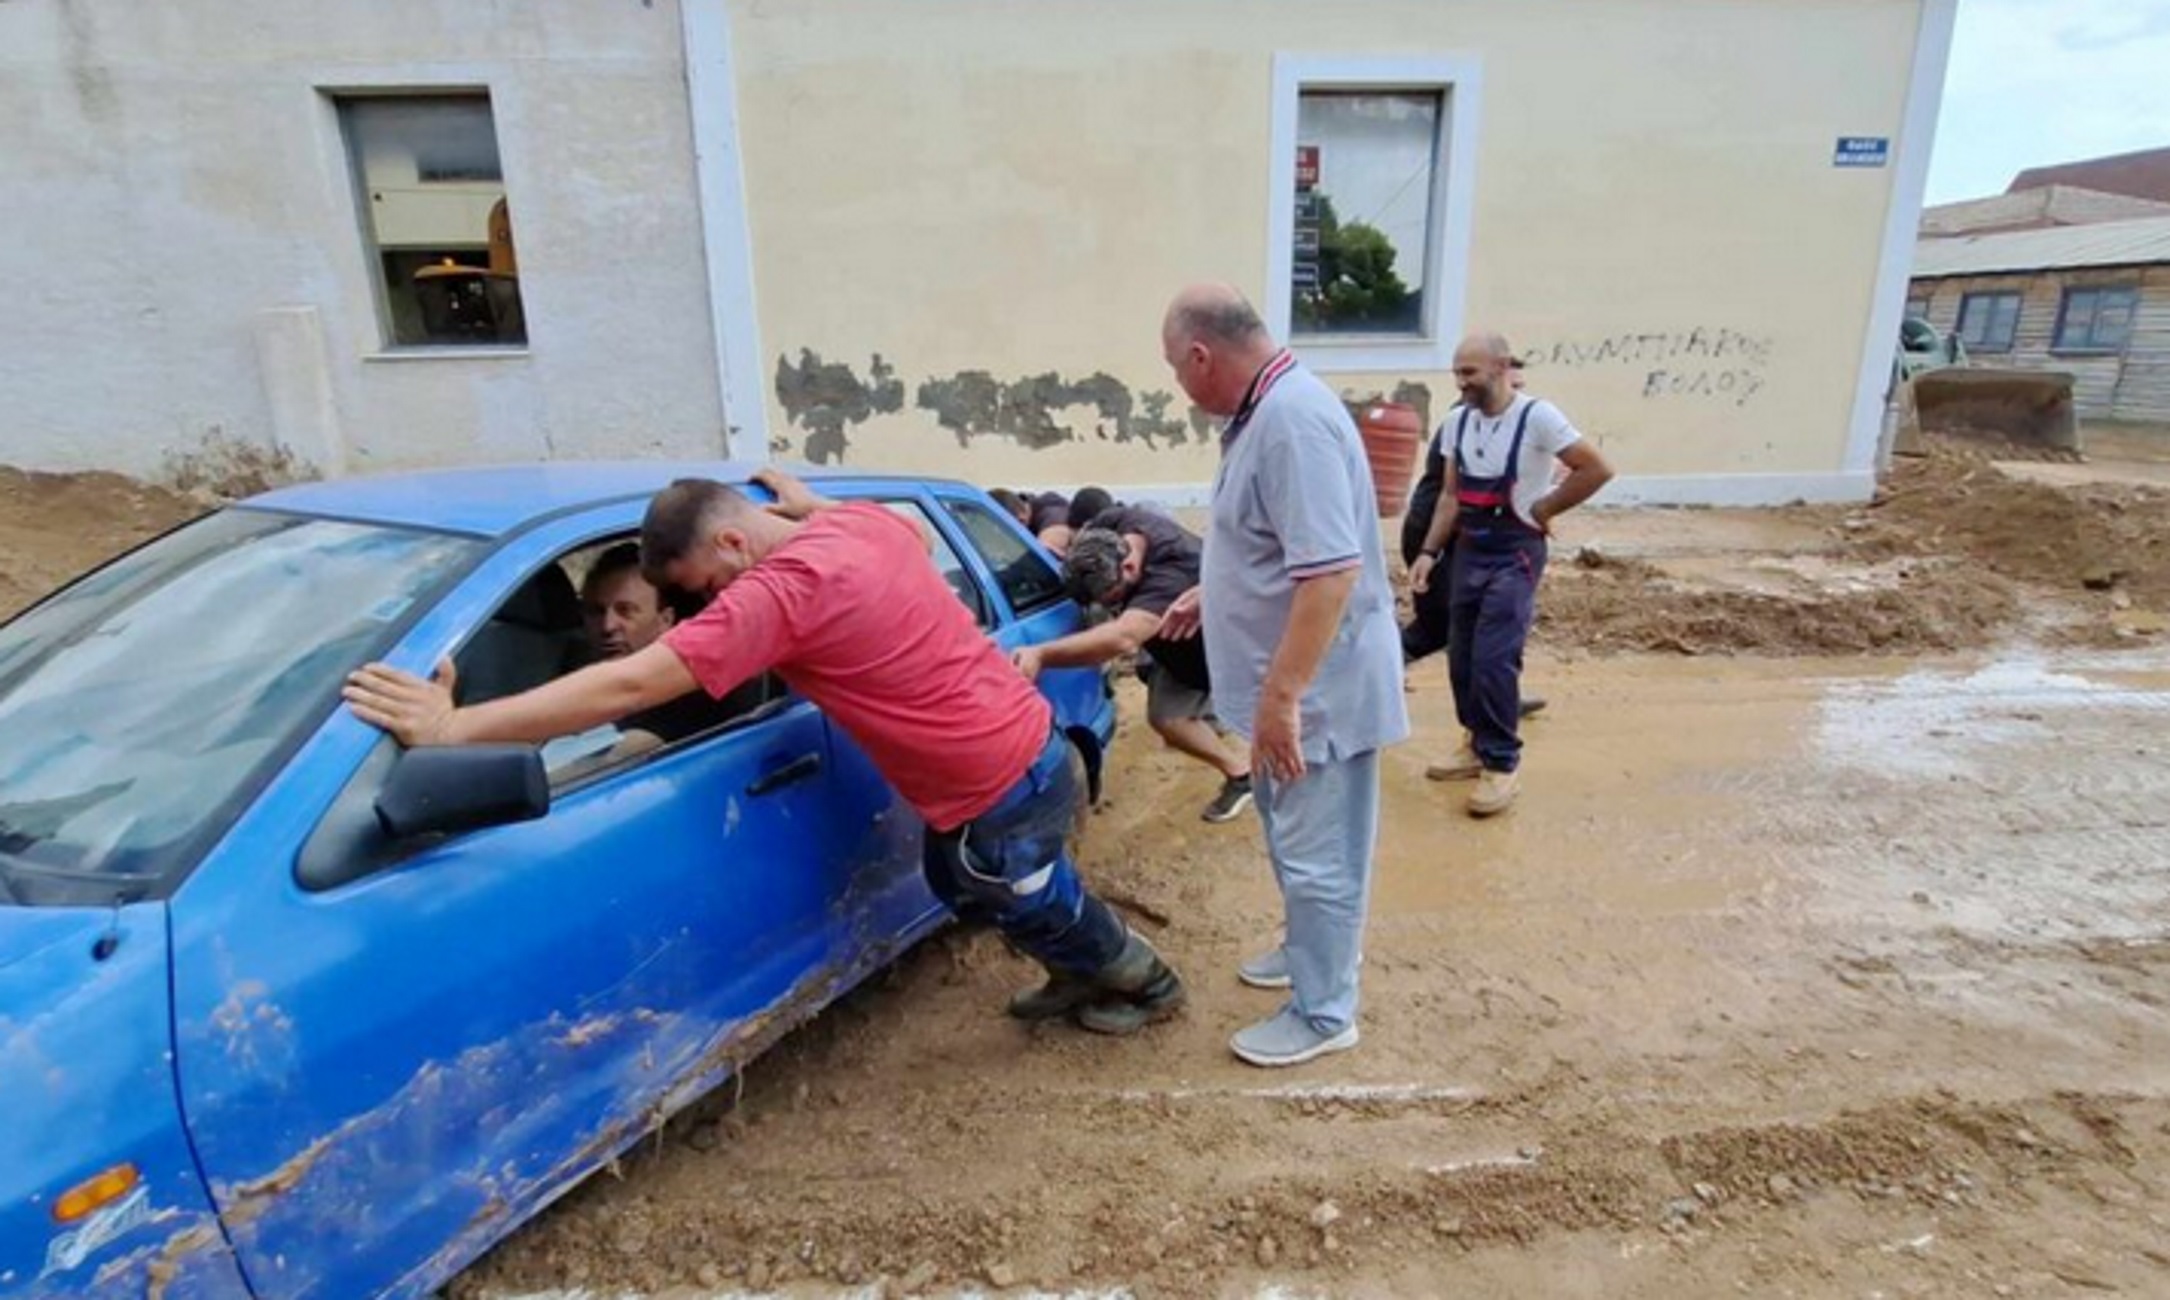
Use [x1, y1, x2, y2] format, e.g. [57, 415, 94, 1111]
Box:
[1426, 741, 1483, 782]
[1468, 767, 1520, 818]
[1073, 932, 1187, 1035]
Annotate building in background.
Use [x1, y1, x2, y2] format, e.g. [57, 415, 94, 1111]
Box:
[0, 0, 1956, 506]
[1908, 218, 2170, 424]
[1920, 186, 2170, 239]
[2007, 144, 2170, 206]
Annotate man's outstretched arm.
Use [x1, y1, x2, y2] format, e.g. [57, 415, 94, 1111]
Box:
[344, 643, 700, 748]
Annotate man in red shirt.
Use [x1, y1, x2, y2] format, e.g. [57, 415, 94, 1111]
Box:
[343, 469, 1184, 1034]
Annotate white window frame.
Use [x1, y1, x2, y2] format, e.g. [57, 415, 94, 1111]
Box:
[1267, 54, 1483, 374]
[322, 82, 531, 359]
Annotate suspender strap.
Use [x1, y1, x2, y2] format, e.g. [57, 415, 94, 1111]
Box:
[1449, 406, 1475, 478]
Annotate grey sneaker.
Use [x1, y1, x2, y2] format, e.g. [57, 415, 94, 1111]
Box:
[1520, 694, 1548, 719]
[1230, 1006, 1359, 1068]
[1237, 947, 1292, 990]
[1202, 774, 1254, 823]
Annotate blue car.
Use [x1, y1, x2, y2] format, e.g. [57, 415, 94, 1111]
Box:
[0, 463, 1116, 1299]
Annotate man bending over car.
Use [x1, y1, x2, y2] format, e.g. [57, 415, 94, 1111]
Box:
[344, 468, 1186, 1036]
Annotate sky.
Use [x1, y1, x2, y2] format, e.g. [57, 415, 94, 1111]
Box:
[1925, 0, 2170, 204]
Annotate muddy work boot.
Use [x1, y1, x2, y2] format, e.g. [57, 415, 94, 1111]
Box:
[1073, 932, 1187, 1035]
[1006, 969, 1099, 1021]
[1425, 741, 1483, 782]
[1468, 767, 1521, 818]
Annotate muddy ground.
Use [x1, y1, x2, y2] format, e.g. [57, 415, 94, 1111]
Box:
[5, 448, 2170, 1298]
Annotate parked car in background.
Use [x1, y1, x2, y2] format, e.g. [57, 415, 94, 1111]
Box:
[0, 463, 1115, 1299]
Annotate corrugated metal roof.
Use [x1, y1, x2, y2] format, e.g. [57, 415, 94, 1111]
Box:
[1912, 215, 2170, 278]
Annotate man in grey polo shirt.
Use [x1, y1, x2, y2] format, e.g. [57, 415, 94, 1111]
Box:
[1156, 283, 1408, 1067]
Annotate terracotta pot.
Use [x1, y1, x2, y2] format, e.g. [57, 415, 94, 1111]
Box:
[1355, 401, 1425, 517]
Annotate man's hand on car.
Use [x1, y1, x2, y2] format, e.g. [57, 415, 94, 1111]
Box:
[345, 658, 461, 747]
[751, 466, 828, 520]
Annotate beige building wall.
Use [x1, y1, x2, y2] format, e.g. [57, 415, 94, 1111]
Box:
[0, 0, 727, 480]
[727, 0, 1935, 503]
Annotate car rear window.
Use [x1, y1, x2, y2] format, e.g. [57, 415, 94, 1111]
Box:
[944, 498, 1067, 615]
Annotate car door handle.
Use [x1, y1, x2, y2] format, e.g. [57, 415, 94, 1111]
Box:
[746, 752, 822, 796]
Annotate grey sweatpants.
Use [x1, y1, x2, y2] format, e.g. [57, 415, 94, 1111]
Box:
[1254, 749, 1381, 1034]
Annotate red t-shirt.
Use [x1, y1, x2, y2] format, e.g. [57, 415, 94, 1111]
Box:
[662, 503, 1053, 831]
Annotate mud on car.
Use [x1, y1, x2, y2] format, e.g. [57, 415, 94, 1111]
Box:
[0, 463, 1114, 1299]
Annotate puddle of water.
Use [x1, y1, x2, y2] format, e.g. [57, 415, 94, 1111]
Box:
[1817, 656, 2170, 781]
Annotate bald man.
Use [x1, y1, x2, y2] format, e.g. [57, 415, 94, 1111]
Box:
[1408, 334, 1614, 817]
[1157, 284, 1407, 1068]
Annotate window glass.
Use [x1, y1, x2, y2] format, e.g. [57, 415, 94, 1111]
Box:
[1956, 292, 2021, 352]
[468, 537, 776, 788]
[2055, 286, 2138, 351]
[880, 502, 990, 627]
[944, 499, 1066, 615]
[0, 511, 480, 904]
[1292, 91, 1443, 339]
[338, 94, 526, 348]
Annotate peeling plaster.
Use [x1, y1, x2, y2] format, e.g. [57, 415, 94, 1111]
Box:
[1392, 380, 1435, 432]
[915, 369, 1195, 452]
[771, 351, 1213, 463]
[772, 349, 905, 465]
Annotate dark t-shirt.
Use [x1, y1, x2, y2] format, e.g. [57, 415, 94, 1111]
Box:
[624, 676, 771, 743]
[1090, 505, 1211, 691]
[1026, 491, 1070, 535]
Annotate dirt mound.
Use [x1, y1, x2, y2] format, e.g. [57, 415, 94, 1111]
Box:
[0, 467, 201, 618]
[1538, 446, 2170, 656]
[1858, 445, 2170, 607]
[1538, 548, 2017, 657]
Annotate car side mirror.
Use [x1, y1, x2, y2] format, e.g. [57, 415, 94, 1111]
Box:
[375, 745, 549, 840]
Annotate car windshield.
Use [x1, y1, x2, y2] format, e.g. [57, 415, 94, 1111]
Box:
[0, 509, 481, 906]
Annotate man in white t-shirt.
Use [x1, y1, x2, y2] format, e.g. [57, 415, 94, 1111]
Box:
[1407, 333, 1614, 816]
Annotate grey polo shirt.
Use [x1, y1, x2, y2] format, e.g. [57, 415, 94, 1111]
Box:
[1201, 356, 1409, 764]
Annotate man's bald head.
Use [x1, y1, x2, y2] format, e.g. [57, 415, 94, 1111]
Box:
[1454, 332, 1515, 367]
[1451, 331, 1519, 415]
[1160, 283, 1280, 416]
[1164, 283, 1270, 351]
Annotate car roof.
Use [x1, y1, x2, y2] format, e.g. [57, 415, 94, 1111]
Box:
[239, 461, 942, 537]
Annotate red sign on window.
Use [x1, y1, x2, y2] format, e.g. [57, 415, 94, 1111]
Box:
[1295, 145, 1320, 191]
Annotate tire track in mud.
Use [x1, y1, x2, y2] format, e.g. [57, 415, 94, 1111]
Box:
[448, 663, 2170, 1298]
[454, 1068, 2170, 1299]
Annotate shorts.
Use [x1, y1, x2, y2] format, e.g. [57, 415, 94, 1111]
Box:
[1145, 666, 1214, 728]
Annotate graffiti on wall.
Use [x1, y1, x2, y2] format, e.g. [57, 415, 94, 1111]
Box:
[1521, 327, 1774, 409]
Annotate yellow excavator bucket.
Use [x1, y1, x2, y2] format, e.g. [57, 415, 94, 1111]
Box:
[1894, 366, 2080, 457]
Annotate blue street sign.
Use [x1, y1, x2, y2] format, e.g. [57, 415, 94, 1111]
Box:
[1834, 137, 1891, 168]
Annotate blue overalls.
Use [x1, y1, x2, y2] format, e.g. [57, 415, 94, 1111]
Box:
[919, 729, 1126, 975]
[1445, 402, 1548, 774]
